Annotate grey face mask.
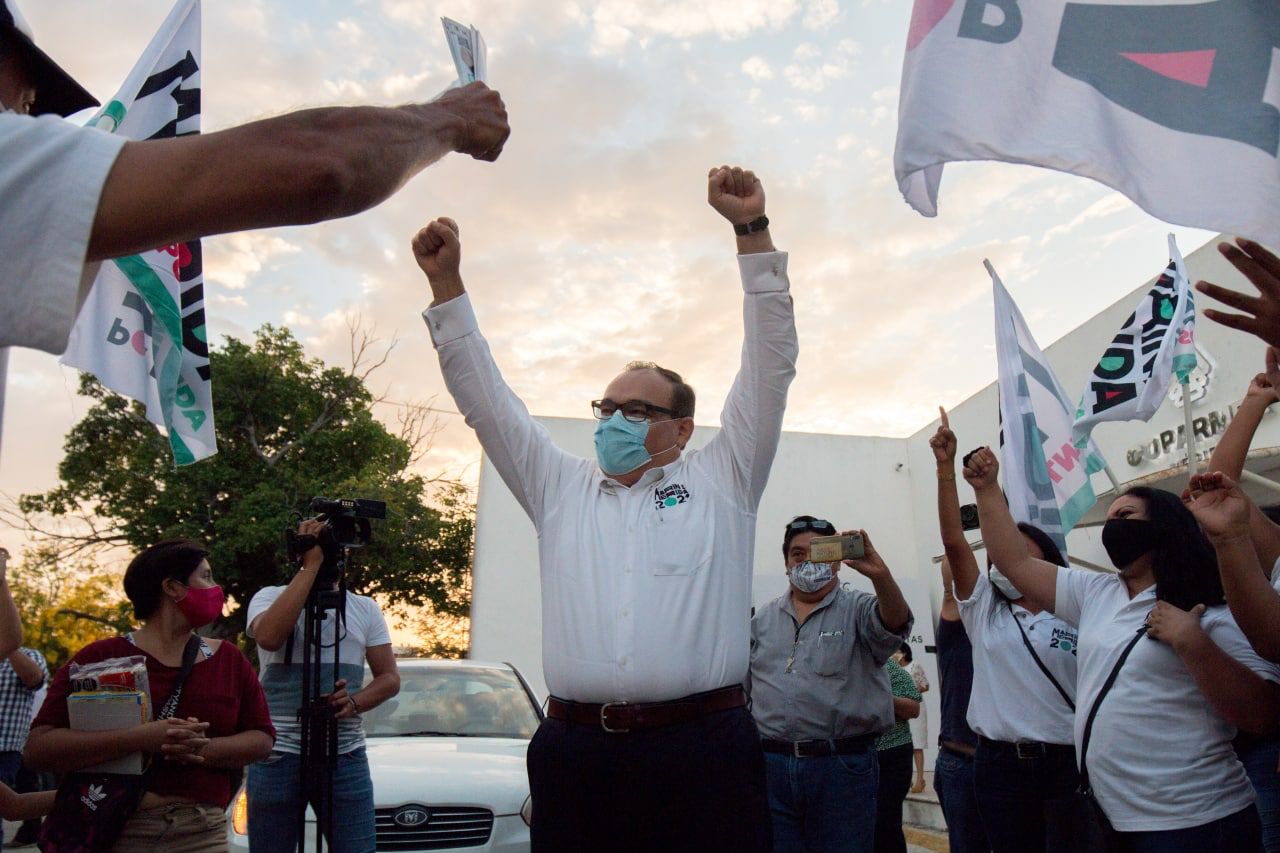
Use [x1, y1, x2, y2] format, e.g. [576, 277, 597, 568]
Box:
[789, 561, 835, 594]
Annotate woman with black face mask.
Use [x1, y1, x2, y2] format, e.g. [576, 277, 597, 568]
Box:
[964, 447, 1280, 853]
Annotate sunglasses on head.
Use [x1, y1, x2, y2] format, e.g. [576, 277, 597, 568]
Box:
[787, 518, 835, 535]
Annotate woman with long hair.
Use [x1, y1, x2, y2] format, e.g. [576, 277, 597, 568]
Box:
[964, 448, 1280, 853]
[932, 414, 1084, 852]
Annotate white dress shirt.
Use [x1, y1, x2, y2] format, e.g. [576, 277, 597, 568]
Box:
[1055, 568, 1280, 832]
[424, 251, 797, 703]
[958, 574, 1078, 745]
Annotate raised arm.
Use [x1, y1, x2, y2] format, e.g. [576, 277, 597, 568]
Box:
[962, 447, 1059, 612]
[699, 166, 798, 508]
[417, 218, 573, 521]
[938, 558, 961, 622]
[1190, 472, 1280, 662]
[843, 531, 912, 634]
[248, 521, 325, 652]
[88, 83, 509, 261]
[0, 549, 21, 659]
[932, 408, 982, 600]
[1208, 364, 1278, 481]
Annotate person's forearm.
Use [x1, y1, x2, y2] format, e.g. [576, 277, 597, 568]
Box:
[973, 483, 1060, 611]
[354, 672, 400, 714]
[1208, 397, 1269, 480]
[0, 786, 54, 822]
[91, 103, 464, 261]
[1215, 534, 1280, 662]
[199, 730, 273, 769]
[7, 651, 42, 689]
[937, 463, 980, 598]
[1176, 630, 1280, 733]
[893, 696, 921, 720]
[736, 228, 775, 255]
[253, 561, 321, 652]
[869, 572, 912, 633]
[0, 579, 21, 659]
[24, 726, 148, 773]
[427, 272, 465, 307]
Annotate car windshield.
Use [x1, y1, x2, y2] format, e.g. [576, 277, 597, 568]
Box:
[362, 665, 541, 739]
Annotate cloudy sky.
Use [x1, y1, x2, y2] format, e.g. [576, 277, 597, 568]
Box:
[2, 0, 1213, 558]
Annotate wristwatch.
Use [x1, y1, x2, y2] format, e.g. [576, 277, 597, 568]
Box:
[733, 215, 769, 236]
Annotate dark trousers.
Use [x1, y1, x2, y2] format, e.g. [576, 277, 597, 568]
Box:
[526, 705, 771, 852]
[873, 743, 914, 853]
[765, 748, 878, 852]
[1118, 804, 1263, 853]
[1239, 738, 1280, 853]
[933, 748, 991, 853]
[972, 740, 1082, 853]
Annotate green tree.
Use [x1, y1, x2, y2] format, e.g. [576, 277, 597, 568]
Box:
[16, 325, 474, 639]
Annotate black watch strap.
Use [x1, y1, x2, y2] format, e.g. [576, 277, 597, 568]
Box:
[733, 215, 769, 236]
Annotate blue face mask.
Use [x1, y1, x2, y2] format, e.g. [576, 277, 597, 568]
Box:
[594, 412, 653, 476]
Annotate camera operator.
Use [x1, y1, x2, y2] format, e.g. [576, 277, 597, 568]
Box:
[245, 518, 400, 853]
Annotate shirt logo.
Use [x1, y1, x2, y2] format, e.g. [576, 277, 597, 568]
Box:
[654, 483, 691, 510]
[1050, 626, 1078, 656]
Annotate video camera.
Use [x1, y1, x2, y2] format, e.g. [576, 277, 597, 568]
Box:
[286, 496, 386, 582]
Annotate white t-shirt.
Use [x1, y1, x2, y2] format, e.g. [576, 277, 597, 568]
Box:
[1055, 568, 1280, 832]
[0, 114, 126, 354]
[958, 574, 1078, 745]
[247, 586, 392, 755]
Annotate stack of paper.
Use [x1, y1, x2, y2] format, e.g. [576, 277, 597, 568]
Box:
[441, 17, 487, 84]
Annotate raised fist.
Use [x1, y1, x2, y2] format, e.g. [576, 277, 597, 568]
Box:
[434, 82, 510, 162]
[708, 165, 766, 225]
[412, 217, 462, 284]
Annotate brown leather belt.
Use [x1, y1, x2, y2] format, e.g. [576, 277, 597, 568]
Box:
[546, 685, 747, 734]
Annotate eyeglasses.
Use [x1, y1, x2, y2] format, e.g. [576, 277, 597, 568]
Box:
[591, 398, 678, 423]
[788, 518, 836, 535]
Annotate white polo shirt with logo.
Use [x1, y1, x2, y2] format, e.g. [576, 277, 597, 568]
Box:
[1055, 567, 1280, 832]
[424, 251, 798, 703]
[958, 573, 1078, 745]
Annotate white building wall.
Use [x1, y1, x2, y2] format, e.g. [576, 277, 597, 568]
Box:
[468, 235, 1280, 771]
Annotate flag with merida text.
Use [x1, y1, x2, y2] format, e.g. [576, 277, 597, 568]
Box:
[895, 0, 1280, 248]
[991, 261, 1108, 555]
[61, 0, 214, 465]
[1072, 234, 1196, 449]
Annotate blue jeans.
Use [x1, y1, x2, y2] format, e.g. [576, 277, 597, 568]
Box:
[246, 747, 376, 853]
[1240, 739, 1280, 853]
[765, 748, 878, 853]
[934, 748, 991, 853]
[0, 750, 20, 787]
[1119, 804, 1263, 853]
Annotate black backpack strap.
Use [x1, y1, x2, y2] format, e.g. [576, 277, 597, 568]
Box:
[1078, 626, 1149, 794]
[1007, 600, 1075, 712]
[157, 635, 202, 721]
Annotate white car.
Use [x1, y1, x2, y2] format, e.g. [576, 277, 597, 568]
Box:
[228, 658, 541, 851]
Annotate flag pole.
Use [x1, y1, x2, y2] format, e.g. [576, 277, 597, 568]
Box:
[1100, 461, 1122, 495]
[1182, 380, 1198, 487]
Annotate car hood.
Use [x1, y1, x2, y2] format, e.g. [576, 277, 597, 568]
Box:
[365, 736, 530, 816]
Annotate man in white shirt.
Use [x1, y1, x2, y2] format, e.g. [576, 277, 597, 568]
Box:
[414, 165, 797, 851]
[245, 519, 400, 853]
[0, 0, 509, 359]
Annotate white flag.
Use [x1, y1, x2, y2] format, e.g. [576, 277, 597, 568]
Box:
[895, 1, 1280, 248]
[991, 261, 1107, 555]
[61, 0, 214, 465]
[1072, 235, 1195, 448]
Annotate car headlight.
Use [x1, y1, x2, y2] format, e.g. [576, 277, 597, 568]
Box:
[521, 795, 533, 827]
[232, 788, 249, 836]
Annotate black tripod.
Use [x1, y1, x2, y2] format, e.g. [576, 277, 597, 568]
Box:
[293, 550, 350, 852]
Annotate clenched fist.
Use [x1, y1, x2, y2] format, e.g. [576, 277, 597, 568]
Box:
[708, 165, 766, 225]
[434, 82, 510, 162]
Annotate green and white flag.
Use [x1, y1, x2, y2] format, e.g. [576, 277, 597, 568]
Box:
[991, 261, 1107, 555]
[61, 0, 213, 465]
[1072, 234, 1195, 450]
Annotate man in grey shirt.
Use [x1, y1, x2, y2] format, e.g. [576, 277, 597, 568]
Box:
[748, 515, 913, 853]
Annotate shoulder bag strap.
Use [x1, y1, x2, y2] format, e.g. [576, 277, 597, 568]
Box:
[157, 635, 202, 721]
[1078, 626, 1149, 794]
[1007, 600, 1075, 712]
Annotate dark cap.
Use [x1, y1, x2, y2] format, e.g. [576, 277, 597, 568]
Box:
[0, 0, 98, 116]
